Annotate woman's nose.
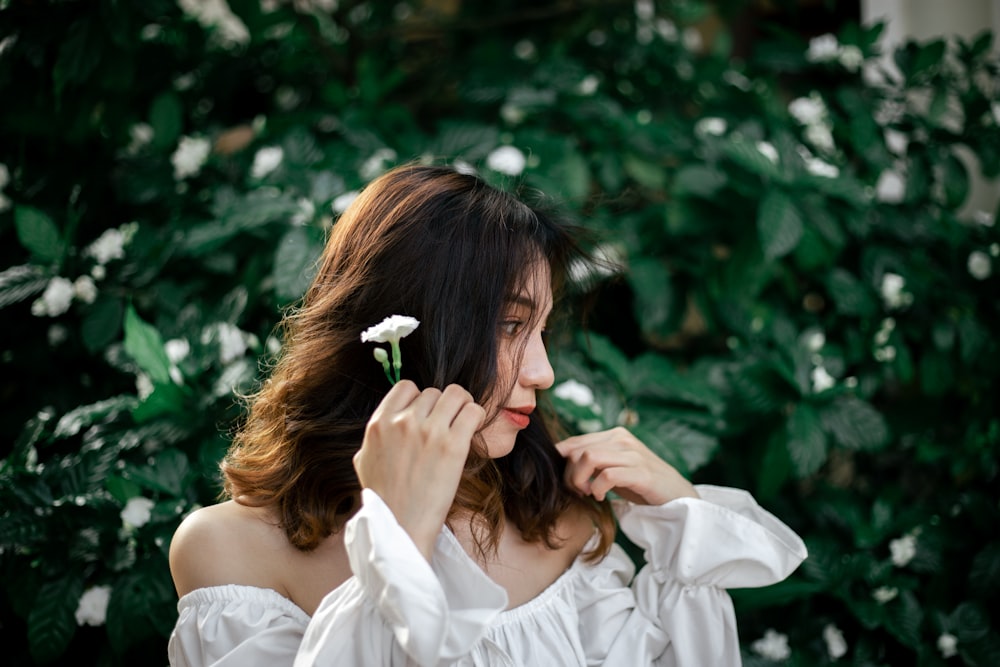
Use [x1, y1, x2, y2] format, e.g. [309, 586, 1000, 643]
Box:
[520, 332, 554, 390]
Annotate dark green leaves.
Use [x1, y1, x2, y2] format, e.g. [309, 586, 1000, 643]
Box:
[15, 207, 63, 264]
[757, 190, 804, 260]
[123, 304, 172, 385]
[28, 575, 84, 664]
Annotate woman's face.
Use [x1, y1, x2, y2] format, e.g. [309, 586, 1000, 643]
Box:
[479, 261, 555, 458]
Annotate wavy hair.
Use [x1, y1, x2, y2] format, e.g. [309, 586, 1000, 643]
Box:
[222, 163, 615, 561]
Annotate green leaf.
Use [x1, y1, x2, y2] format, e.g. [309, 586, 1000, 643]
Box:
[53, 395, 138, 439]
[623, 153, 667, 190]
[15, 207, 63, 263]
[757, 190, 804, 260]
[627, 256, 677, 341]
[941, 152, 970, 209]
[631, 416, 718, 476]
[820, 397, 890, 451]
[81, 294, 124, 353]
[150, 91, 183, 150]
[885, 590, 924, 645]
[123, 304, 172, 385]
[578, 331, 631, 389]
[758, 427, 793, 499]
[28, 575, 84, 664]
[672, 164, 727, 198]
[273, 226, 323, 303]
[786, 403, 829, 477]
[825, 268, 877, 317]
[122, 448, 191, 497]
[131, 381, 188, 423]
[722, 136, 781, 180]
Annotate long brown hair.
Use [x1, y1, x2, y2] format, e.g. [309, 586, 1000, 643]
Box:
[222, 163, 615, 560]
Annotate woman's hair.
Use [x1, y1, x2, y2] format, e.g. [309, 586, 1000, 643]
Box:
[222, 163, 615, 560]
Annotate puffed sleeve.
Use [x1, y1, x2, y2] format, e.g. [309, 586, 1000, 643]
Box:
[168, 586, 311, 666]
[294, 489, 508, 667]
[576, 484, 807, 667]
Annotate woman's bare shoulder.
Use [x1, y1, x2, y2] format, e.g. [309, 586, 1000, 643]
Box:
[168, 499, 289, 598]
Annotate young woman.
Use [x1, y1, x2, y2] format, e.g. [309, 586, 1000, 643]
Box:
[167, 164, 807, 666]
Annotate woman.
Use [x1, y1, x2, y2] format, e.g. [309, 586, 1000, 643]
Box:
[168, 163, 807, 666]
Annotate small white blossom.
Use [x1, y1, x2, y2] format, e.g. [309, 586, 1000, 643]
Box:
[171, 135, 212, 180]
[578, 419, 604, 434]
[290, 197, 315, 226]
[31, 277, 75, 317]
[806, 34, 840, 63]
[805, 123, 836, 153]
[486, 146, 527, 176]
[823, 624, 848, 660]
[805, 156, 839, 178]
[73, 275, 98, 304]
[811, 365, 835, 393]
[250, 146, 283, 179]
[682, 27, 702, 52]
[91, 264, 106, 280]
[500, 103, 525, 125]
[553, 379, 596, 407]
[723, 69, 752, 91]
[136, 372, 154, 400]
[453, 160, 477, 176]
[880, 273, 912, 310]
[806, 332, 825, 352]
[121, 495, 155, 529]
[884, 129, 908, 155]
[972, 210, 995, 227]
[513, 39, 536, 60]
[838, 45, 864, 71]
[213, 322, 250, 364]
[889, 534, 917, 567]
[695, 117, 727, 137]
[85, 227, 127, 265]
[756, 141, 779, 164]
[789, 94, 827, 126]
[75, 585, 111, 626]
[178, 0, 250, 46]
[751, 629, 791, 661]
[360, 315, 420, 344]
[165, 338, 190, 364]
[360, 148, 397, 181]
[937, 633, 958, 658]
[875, 169, 906, 203]
[967, 250, 991, 280]
[576, 75, 599, 96]
[48, 324, 69, 346]
[872, 586, 898, 604]
[332, 190, 359, 214]
[127, 123, 154, 154]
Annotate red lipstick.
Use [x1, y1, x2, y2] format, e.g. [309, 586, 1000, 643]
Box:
[502, 406, 533, 429]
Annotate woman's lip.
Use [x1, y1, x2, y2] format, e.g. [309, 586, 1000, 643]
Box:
[503, 408, 531, 429]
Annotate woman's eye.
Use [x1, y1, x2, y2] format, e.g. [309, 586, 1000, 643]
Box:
[501, 320, 524, 336]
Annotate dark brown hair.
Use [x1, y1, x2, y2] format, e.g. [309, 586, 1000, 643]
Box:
[222, 163, 615, 560]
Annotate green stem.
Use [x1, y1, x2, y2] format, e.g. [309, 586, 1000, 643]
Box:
[391, 339, 402, 383]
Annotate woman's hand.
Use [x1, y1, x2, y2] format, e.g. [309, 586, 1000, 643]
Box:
[354, 381, 485, 561]
[555, 427, 699, 506]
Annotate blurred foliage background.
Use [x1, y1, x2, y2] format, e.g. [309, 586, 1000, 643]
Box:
[1, 0, 998, 665]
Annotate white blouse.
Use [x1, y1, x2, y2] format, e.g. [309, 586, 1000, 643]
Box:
[168, 485, 807, 667]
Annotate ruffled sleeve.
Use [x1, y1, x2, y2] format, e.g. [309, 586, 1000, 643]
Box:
[294, 489, 508, 667]
[575, 484, 807, 667]
[168, 585, 311, 667]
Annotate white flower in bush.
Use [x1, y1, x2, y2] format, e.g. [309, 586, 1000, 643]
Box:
[751, 629, 791, 661]
[171, 135, 212, 180]
[513, 39, 536, 60]
[553, 379, 596, 407]
[823, 623, 848, 660]
[31, 277, 75, 317]
[806, 33, 840, 63]
[250, 146, 283, 179]
[85, 227, 127, 265]
[215, 323, 251, 364]
[500, 103, 525, 125]
[884, 129, 908, 155]
[811, 365, 835, 393]
[48, 324, 68, 346]
[178, 0, 250, 46]
[805, 156, 839, 178]
[789, 94, 827, 126]
[121, 495, 155, 529]
[967, 250, 991, 280]
[972, 210, 995, 227]
[879, 273, 912, 310]
[937, 633, 958, 658]
[805, 123, 835, 153]
[838, 45, 864, 71]
[695, 117, 727, 137]
[75, 585, 111, 626]
[576, 75, 599, 96]
[360, 148, 397, 181]
[165, 338, 191, 364]
[872, 586, 898, 604]
[487, 145, 527, 176]
[73, 275, 98, 304]
[332, 190, 359, 214]
[806, 331, 825, 352]
[756, 141, 779, 164]
[889, 534, 917, 567]
[875, 169, 905, 203]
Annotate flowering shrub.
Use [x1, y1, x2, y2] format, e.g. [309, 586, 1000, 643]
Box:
[1, 1, 997, 664]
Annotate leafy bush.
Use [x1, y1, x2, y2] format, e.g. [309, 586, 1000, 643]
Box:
[1, 1, 997, 665]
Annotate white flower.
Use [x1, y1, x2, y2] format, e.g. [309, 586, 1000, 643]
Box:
[576, 75, 599, 96]
[838, 45, 864, 71]
[972, 210, 995, 227]
[250, 146, 283, 179]
[811, 365, 835, 393]
[880, 273, 912, 310]
[967, 250, 992, 280]
[331, 190, 359, 214]
[73, 275, 98, 304]
[682, 27, 703, 52]
[553, 379, 596, 407]
[171, 135, 212, 180]
[513, 39, 536, 60]
[290, 197, 315, 226]
[806, 331, 825, 351]
[453, 160, 477, 176]
[823, 624, 848, 660]
[360, 148, 397, 181]
[756, 141, 779, 164]
[805, 156, 839, 178]
[213, 322, 250, 364]
[136, 372, 154, 399]
[578, 419, 604, 433]
[806, 34, 840, 62]
[937, 633, 958, 658]
[85, 227, 127, 265]
[75, 585, 112, 626]
[695, 117, 727, 137]
[487, 146, 527, 176]
[884, 129, 908, 155]
[875, 169, 906, 203]
[165, 338, 191, 364]
[789, 94, 827, 126]
[121, 495, 155, 529]
[91, 264, 106, 280]
[872, 586, 898, 604]
[751, 629, 791, 661]
[360, 315, 420, 344]
[178, 0, 250, 46]
[31, 277, 75, 317]
[127, 123, 154, 154]
[48, 324, 69, 346]
[500, 103, 525, 125]
[889, 534, 917, 567]
[805, 123, 836, 153]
